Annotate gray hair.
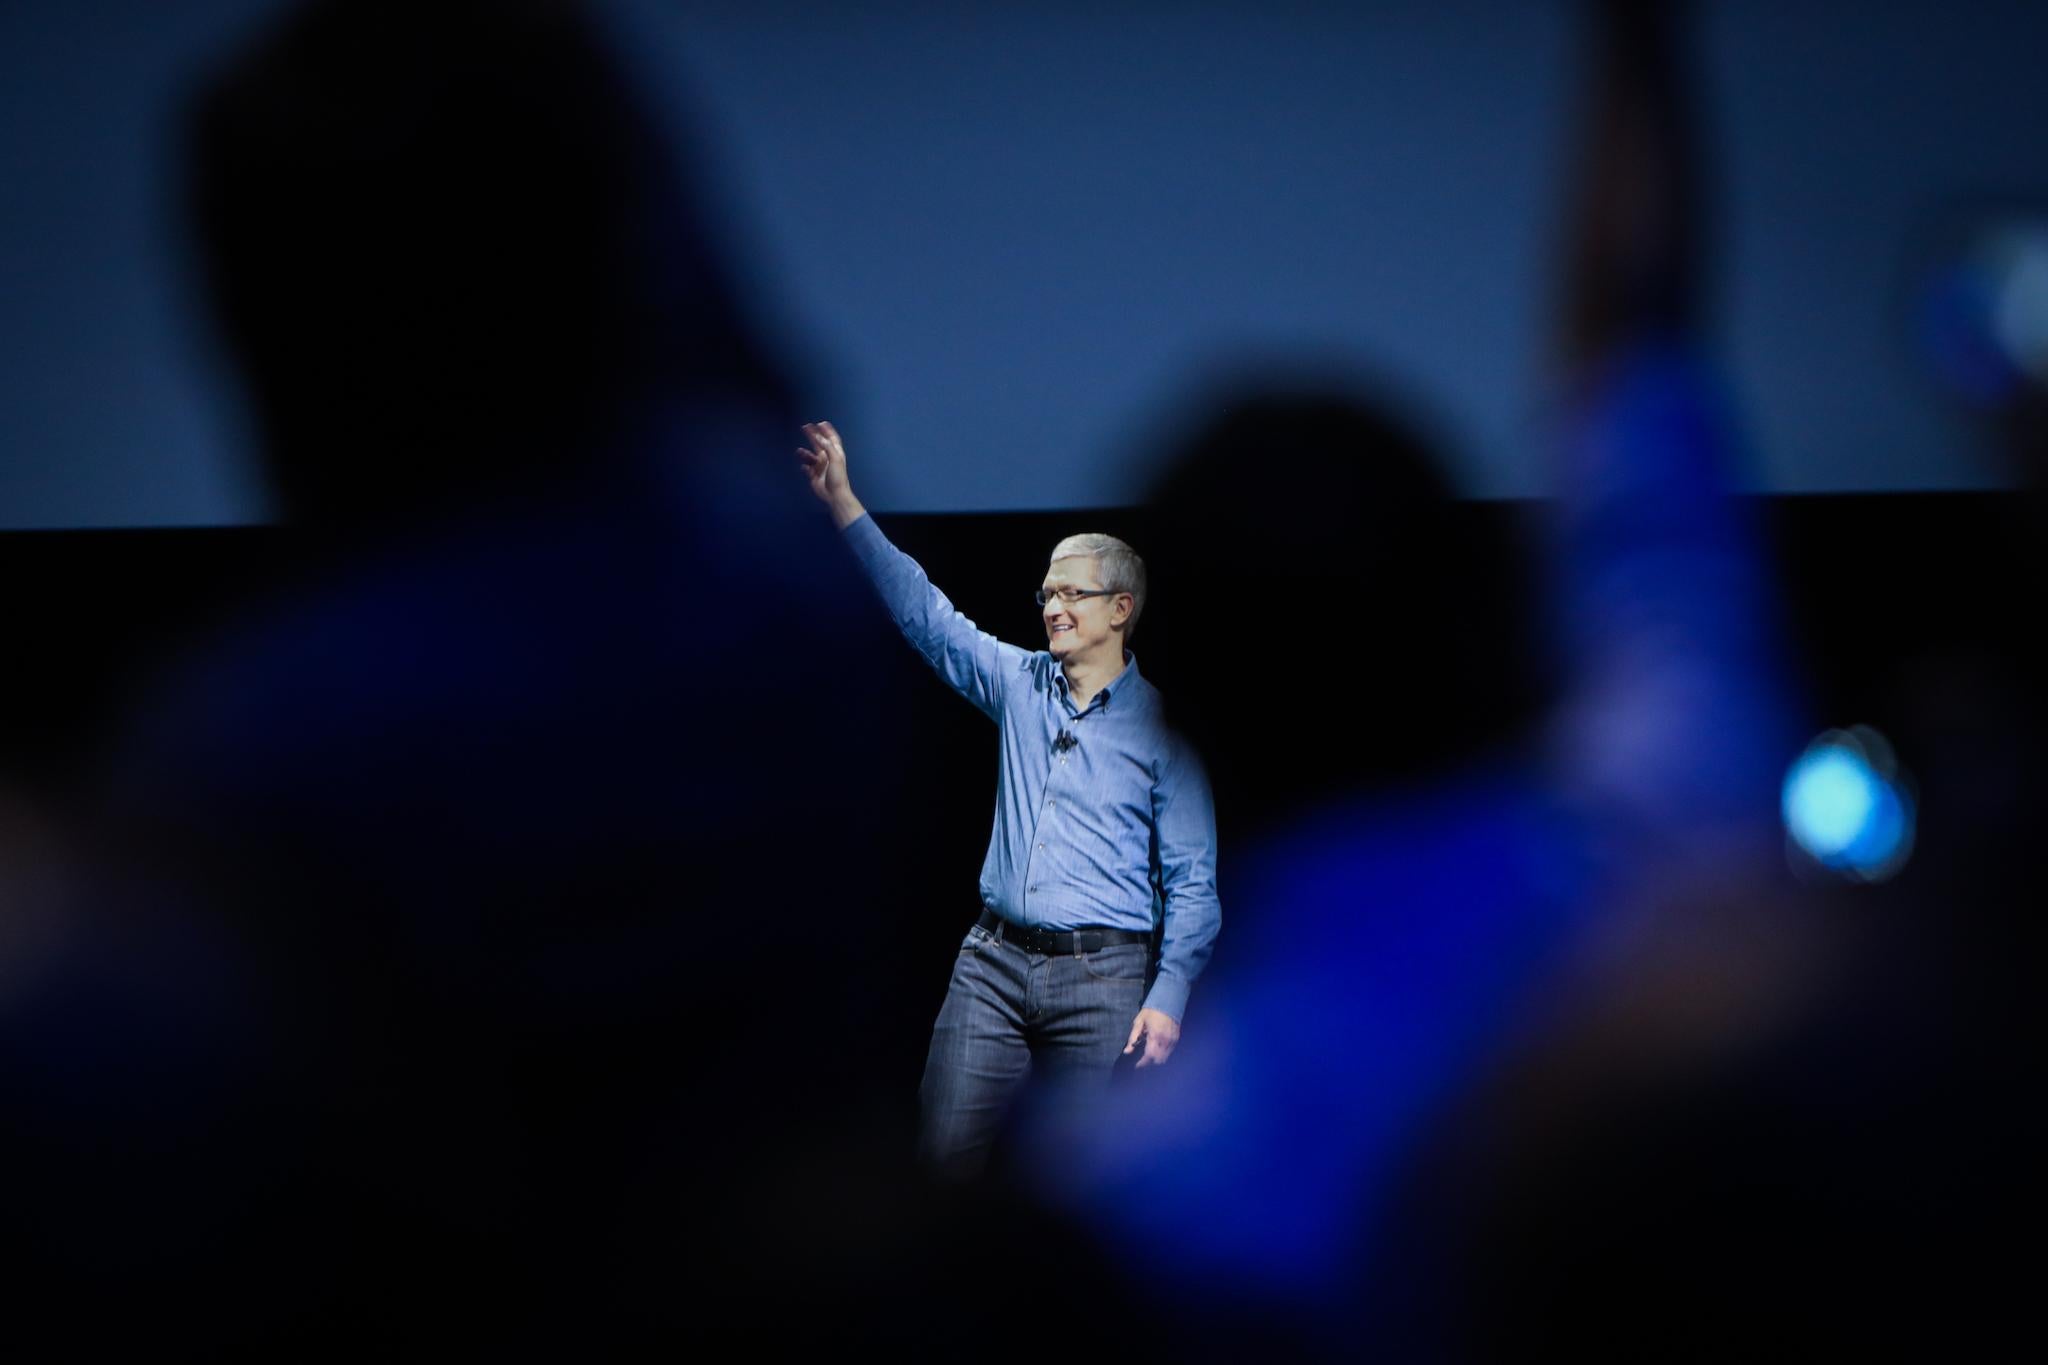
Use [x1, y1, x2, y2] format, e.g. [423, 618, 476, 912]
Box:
[1049, 532, 1147, 638]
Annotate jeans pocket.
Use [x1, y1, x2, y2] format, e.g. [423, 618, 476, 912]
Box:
[962, 924, 995, 952]
[1078, 942, 1149, 982]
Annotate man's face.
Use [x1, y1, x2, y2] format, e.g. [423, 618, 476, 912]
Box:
[1042, 554, 1128, 663]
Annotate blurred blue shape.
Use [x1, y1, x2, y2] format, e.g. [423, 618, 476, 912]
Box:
[1917, 222, 2048, 407]
[1783, 742, 1880, 857]
[1782, 730, 1913, 879]
[1918, 263, 2020, 405]
[1024, 775, 1589, 1303]
[1990, 227, 2048, 385]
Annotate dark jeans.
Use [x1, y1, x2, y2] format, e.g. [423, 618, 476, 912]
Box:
[916, 918, 1152, 1179]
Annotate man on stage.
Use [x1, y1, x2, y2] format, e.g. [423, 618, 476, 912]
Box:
[798, 420, 1221, 1179]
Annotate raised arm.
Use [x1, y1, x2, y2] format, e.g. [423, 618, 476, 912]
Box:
[798, 421, 1025, 719]
[1549, 0, 1796, 834]
[1556, 0, 1700, 385]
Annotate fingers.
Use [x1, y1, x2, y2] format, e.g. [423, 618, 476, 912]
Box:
[796, 425, 825, 482]
[799, 421, 844, 467]
[1130, 1009, 1179, 1068]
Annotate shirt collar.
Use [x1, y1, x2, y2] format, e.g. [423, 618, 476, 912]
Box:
[1056, 651, 1138, 709]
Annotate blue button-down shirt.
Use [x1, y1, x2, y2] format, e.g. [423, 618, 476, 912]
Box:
[845, 513, 1220, 1021]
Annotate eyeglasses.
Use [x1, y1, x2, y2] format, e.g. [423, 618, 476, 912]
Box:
[1035, 586, 1123, 608]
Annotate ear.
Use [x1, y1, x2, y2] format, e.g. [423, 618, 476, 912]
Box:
[1112, 593, 1134, 629]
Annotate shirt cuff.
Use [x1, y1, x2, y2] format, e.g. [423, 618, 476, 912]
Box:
[1143, 972, 1190, 1024]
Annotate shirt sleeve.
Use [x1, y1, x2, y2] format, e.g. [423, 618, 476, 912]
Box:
[842, 512, 1028, 721]
[1144, 735, 1221, 1023]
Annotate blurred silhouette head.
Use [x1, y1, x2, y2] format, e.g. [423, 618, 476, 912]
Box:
[1145, 383, 1538, 823]
[187, 0, 792, 527]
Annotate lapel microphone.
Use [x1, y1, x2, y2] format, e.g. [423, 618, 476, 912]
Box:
[1053, 729, 1079, 755]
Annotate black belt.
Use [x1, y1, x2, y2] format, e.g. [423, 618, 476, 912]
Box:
[975, 907, 1151, 957]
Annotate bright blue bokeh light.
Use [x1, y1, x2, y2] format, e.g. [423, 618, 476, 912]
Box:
[1783, 745, 1878, 856]
[1782, 732, 1913, 878]
[1844, 779, 1907, 869]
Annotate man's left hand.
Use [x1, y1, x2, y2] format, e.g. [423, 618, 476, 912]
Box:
[1124, 1008, 1180, 1069]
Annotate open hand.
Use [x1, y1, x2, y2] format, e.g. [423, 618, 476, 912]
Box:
[797, 421, 865, 530]
[797, 420, 851, 500]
